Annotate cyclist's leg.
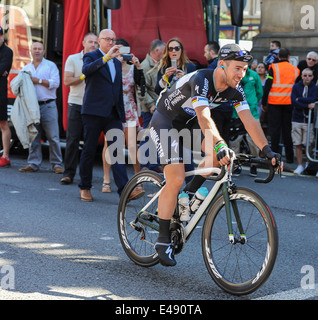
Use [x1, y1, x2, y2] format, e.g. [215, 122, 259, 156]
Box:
[155, 163, 185, 266]
[149, 111, 186, 266]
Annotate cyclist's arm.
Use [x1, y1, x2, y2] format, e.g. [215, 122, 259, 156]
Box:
[196, 105, 223, 147]
[238, 109, 278, 166]
[238, 109, 267, 150]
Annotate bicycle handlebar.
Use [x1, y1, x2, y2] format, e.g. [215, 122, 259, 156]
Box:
[235, 154, 276, 184]
[186, 154, 278, 184]
[205, 166, 226, 181]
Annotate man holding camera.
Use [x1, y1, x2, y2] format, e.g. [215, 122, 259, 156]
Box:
[78, 29, 141, 201]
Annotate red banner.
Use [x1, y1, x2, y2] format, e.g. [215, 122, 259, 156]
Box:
[111, 0, 207, 64]
[62, 0, 89, 130]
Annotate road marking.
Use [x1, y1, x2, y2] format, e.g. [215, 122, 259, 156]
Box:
[100, 237, 114, 241]
[254, 284, 318, 300]
[9, 191, 20, 194]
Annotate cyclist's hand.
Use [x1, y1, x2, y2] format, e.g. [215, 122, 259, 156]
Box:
[216, 144, 235, 166]
[261, 145, 283, 175]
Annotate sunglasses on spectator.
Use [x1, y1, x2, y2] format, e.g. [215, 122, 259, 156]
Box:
[303, 74, 313, 77]
[168, 46, 181, 52]
[307, 57, 316, 62]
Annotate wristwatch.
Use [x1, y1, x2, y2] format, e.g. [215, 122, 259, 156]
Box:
[38, 79, 42, 84]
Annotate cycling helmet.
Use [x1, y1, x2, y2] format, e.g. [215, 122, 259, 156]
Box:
[218, 43, 253, 63]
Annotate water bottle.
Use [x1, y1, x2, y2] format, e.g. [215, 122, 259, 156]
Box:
[190, 187, 209, 213]
[178, 191, 190, 222]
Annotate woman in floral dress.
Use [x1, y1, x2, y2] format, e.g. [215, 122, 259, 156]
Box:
[102, 39, 145, 193]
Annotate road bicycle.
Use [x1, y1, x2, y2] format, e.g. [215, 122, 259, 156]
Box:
[118, 154, 279, 295]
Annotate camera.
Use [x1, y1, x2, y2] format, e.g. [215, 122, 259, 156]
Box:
[122, 54, 133, 61]
[171, 59, 177, 68]
[119, 46, 130, 54]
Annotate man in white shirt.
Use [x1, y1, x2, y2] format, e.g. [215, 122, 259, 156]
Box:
[19, 42, 63, 173]
[60, 33, 98, 184]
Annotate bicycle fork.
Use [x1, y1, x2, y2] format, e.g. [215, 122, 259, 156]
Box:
[222, 182, 247, 245]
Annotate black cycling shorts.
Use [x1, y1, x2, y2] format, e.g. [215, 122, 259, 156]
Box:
[149, 111, 202, 165]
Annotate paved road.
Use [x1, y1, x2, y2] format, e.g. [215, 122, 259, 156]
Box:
[0, 153, 317, 302]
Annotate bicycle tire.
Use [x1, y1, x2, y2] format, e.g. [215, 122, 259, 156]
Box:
[118, 170, 164, 267]
[202, 187, 278, 295]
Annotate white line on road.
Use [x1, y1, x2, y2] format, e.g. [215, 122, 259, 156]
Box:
[254, 284, 318, 300]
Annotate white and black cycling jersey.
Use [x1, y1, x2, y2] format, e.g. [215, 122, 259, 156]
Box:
[156, 68, 249, 122]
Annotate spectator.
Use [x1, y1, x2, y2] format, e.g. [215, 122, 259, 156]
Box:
[204, 41, 220, 69]
[262, 48, 300, 163]
[0, 26, 13, 167]
[264, 40, 280, 69]
[229, 66, 263, 176]
[19, 42, 63, 173]
[139, 39, 165, 173]
[296, 51, 318, 84]
[60, 33, 98, 185]
[154, 38, 196, 182]
[256, 62, 268, 135]
[78, 29, 142, 202]
[102, 38, 145, 193]
[291, 68, 317, 174]
[155, 37, 196, 94]
[250, 59, 258, 71]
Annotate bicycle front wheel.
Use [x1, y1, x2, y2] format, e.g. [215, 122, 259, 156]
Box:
[202, 187, 278, 295]
[118, 170, 164, 267]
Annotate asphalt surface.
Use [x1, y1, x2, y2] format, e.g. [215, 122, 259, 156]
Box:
[0, 152, 317, 305]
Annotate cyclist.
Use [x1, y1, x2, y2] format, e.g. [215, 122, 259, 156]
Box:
[150, 44, 281, 266]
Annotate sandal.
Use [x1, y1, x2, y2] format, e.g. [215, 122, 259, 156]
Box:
[102, 182, 112, 193]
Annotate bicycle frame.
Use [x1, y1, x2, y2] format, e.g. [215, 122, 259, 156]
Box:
[136, 166, 234, 241]
[183, 167, 227, 239]
[135, 156, 276, 244]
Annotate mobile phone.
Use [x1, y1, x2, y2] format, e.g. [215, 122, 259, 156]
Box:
[122, 54, 133, 61]
[171, 59, 177, 68]
[119, 46, 130, 54]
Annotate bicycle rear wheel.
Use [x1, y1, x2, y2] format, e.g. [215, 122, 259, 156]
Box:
[202, 187, 278, 295]
[118, 170, 164, 267]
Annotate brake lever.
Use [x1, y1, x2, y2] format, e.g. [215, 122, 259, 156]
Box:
[275, 154, 282, 178]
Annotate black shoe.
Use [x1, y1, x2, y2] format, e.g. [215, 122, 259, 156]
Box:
[249, 165, 257, 177]
[155, 242, 176, 266]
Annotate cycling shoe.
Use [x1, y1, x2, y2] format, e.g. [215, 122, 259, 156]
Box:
[155, 242, 177, 266]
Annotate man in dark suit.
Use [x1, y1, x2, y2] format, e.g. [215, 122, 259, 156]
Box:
[78, 29, 141, 201]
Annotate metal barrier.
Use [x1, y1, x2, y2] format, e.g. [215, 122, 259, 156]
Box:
[306, 102, 318, 163]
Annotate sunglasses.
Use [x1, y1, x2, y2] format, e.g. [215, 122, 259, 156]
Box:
[236, 50, 249, 57]
[223, 50, 249, 60]
[303, 74, 313, 77]
[168, 46, 181, 52]
[307, 57, 316, 62]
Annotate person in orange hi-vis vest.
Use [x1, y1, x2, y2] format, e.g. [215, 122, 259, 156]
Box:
[262, 48, 300, 163]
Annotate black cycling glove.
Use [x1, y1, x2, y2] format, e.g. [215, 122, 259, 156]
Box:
[214, 140, 235, 162]
[261, 145, 281, 164]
